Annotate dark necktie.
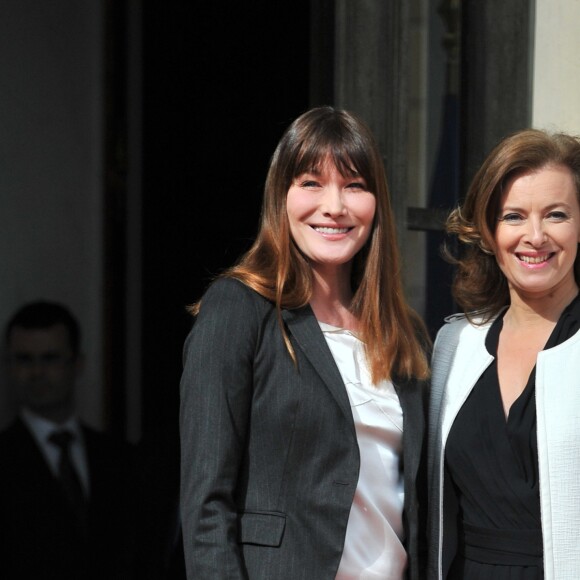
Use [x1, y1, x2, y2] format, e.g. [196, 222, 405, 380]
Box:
[48, 429, 88, 529]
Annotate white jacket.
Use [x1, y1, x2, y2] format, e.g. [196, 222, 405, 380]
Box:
[427, 314, 580, 580]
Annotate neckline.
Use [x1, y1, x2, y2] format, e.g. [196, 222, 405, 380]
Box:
[318, 320, 360, 338]
[485, 291, 580, 356]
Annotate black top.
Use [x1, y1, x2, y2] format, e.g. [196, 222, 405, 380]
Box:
[445, 294, 580, 579]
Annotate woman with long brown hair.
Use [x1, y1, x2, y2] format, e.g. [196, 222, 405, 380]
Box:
[180, 106, 429, 579]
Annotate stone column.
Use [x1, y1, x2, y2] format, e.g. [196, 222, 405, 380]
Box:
[460, 0, 533, 189]
[333, 0, 410, 243]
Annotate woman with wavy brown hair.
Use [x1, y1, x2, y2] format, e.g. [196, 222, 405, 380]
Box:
[180, 106, 429, 579]
[428, 129, 580, 580]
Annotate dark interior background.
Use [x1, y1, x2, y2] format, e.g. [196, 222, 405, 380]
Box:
[139, 2, 311, 440]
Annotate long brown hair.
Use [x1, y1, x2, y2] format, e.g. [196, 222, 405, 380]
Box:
[193, 106, 429, 381]
[446, 129, 580, 322]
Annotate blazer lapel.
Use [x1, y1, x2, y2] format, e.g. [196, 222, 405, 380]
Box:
[7, 418, 75, 507]
[438, 321, 494, 443]
[282, 306, 356, 434]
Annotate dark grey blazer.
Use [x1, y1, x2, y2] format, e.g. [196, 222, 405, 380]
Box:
[180, 278, 428, 579]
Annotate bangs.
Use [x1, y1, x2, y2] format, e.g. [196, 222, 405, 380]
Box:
[291, 131, 376, 191]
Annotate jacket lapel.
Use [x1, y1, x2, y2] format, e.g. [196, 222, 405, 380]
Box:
[282, 306, 356, 434]
[437, 320, 494, 443]
[535, 329, 580, 578]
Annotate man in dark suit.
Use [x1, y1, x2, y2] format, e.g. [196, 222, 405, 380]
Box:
[0, 301, 135, 579]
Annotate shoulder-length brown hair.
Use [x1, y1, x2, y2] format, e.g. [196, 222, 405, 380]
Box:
[446, 128, 580, 322]
[193, 106, 429, 382]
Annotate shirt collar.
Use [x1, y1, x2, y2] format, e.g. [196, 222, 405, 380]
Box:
[21, 407, 81, 444]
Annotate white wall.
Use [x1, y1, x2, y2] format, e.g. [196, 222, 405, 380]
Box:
[0, 1, 104, 428]
[532, 0, 580, 134]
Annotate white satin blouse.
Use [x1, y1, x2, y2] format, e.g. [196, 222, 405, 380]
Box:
[319, 323, 407, 580]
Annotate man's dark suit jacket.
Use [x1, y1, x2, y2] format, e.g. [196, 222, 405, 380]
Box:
[180, 278, 428, 579]
[0, 417, 135, 580]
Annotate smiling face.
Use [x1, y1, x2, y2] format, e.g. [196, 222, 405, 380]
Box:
[286, 157, 376, 279]
[494, 163, 580, 302]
